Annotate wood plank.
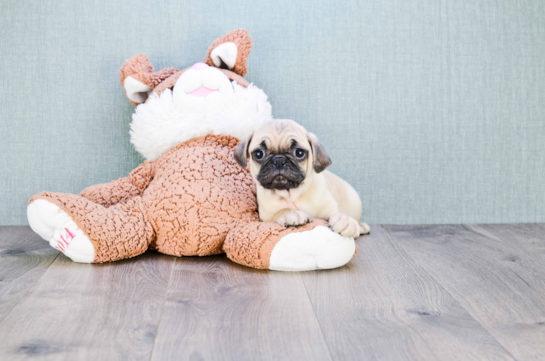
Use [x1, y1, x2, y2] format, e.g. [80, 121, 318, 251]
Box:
[0, 250, 174, 360]
[301, 226, 514, 361]
[151, 255, 332, 361]
[476, 223, 545, 264]
[0, 226, 59, 325]
[384, 224, 545, 360]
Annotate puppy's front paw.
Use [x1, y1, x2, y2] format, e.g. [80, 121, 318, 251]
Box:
[276, 210, 310, 227]
[360, 222, 371, 235]
[329, 213, 361, 238]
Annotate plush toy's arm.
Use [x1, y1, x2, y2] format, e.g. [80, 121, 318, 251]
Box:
[79, 161, 156, 207]
[223, 219, 357, 271]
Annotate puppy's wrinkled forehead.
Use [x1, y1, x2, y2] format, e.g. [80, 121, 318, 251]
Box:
[251, 119, 309, 152]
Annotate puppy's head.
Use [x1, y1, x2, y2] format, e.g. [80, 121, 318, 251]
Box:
[234, 119, 332, 190]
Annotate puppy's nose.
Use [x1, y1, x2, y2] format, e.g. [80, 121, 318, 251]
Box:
[272, 156, 287, 168]
[192, 62, 209, 71]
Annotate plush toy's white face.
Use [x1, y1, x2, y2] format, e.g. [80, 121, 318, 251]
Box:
[174, 62, 236, 105]
[129, 62, 272, 161]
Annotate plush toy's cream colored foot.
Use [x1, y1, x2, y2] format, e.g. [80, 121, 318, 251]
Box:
[27, 199, 95, 263]
[268, 226, 356, 271]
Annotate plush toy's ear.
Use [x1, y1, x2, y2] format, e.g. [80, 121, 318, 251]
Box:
[119, 54, 179, 105]
[123, 76, 153, 105]
[308, 132, 332, 173]
[234, 133, 254, 169]
[204, 29, 252, 77]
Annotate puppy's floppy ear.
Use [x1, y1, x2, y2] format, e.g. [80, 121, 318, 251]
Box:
[308, 133, 332, 173]
[234, 133, 254, 169]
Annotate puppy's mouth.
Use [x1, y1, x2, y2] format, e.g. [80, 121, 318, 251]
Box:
[267, 175, 297, 190]
[257, 170, 305, 190]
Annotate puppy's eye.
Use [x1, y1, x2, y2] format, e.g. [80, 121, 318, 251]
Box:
[253, 149, 264, 160]
[295, 148, 307, 159]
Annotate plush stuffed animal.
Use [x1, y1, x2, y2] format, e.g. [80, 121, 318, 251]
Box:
[27, 30, 357, 271]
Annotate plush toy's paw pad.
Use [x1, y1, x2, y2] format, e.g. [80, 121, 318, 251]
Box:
[359, 222, 371, 235]
[276, 210, 310, 227]
[27, 199, 95, 263]
[329, 212, 361, 238]
[269, 226, 356, 271]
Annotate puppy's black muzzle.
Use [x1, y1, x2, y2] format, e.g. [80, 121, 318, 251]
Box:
[257, 154, 305, 190]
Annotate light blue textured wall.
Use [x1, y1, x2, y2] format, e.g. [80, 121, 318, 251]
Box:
[1, 0, 544, 225]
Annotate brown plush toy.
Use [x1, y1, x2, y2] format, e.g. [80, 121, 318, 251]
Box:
[27, 30, 357, 271]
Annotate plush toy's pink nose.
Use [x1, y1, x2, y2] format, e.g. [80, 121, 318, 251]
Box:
[192, 62, 209, 70]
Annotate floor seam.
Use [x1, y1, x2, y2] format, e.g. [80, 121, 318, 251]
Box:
[469, 224, 545, 281]
[299, 272, 336, 361]
[380, 225, 519, 361]
[0, 250, 61, 328]
[148, 256, 177, 361]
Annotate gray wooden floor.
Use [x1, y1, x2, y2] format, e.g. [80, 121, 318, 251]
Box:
[0, 225, 544, 361]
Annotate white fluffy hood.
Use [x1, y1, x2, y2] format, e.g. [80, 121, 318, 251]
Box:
[130, 82, 272, 160]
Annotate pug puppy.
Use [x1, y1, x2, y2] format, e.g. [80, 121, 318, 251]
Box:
[234, 119, 370, 238]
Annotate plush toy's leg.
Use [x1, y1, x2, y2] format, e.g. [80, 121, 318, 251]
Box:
[224, 220, 356, 271]
[28, 192, 154, 263]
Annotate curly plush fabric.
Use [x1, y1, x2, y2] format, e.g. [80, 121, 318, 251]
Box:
[147, 135, 259, 257]
[79, 161, 155, 207]
[29, 135, 325, 267]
